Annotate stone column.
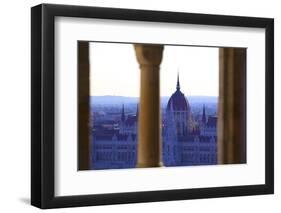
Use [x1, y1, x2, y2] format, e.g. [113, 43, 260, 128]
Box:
[218, 48, 246, 164]
[134, 44, 164, 168]
[78, 41, 90, 170]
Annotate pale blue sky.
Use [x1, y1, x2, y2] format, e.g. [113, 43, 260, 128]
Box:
[90, 42, 218, 97]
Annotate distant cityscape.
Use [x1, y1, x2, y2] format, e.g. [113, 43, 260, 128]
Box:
[90, 75, 218, 169]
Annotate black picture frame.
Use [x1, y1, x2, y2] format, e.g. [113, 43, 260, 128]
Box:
[31, 3, 274, 209]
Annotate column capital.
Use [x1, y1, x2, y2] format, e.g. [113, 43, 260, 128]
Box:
[134, 44, 164, 66]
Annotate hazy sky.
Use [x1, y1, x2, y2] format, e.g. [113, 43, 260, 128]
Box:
[90, 42, 218, 97]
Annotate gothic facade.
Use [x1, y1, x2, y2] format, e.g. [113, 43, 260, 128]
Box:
[91, 105, 138, 169]
[163, 75, 217, 166]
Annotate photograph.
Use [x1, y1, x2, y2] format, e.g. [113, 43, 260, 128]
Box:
[79, 42, 246, 170]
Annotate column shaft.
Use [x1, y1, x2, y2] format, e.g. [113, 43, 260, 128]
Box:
[218, 48, 246, 164]
[134, 44, 164, 167]
[78, 41, 90, 170]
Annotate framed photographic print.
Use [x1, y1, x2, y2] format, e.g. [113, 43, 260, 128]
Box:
[31, 3, 274, 209]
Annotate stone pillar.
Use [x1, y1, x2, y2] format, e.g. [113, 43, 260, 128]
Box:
[134, 44, 164, 168]
[78, 41, 90, 170]
[218, 48, 246, 164]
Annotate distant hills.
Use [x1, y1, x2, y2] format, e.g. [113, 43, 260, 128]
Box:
[90, 95, 218, 106]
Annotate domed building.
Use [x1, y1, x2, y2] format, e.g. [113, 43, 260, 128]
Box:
[166, 74, 193, 137]
[163, 74, 217, 166]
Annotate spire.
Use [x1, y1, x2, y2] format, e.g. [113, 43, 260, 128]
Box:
[121, 104, 125, 122]
[202, 104, 206, 124]
[176, 72, 180, 91]
[136, 104, 139, 121]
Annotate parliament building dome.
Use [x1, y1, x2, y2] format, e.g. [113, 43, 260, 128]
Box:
[167, 74, 190, 111]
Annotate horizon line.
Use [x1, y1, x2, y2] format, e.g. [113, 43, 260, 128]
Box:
[91, 95, 219, 97]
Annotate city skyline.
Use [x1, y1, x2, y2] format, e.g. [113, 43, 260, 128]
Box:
[90, 75, 218, 169]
